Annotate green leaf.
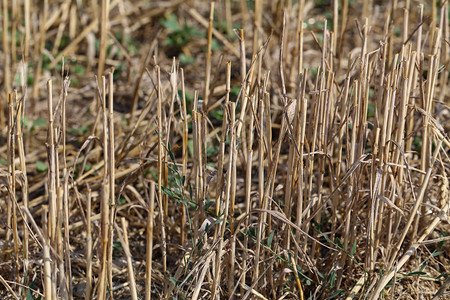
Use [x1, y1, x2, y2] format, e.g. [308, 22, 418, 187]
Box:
[22, 116, 30, 127]
[267, 230, 275, 247]
[74, 64, 85, 75]
[161, 186, 180, 200]
[432, 250, 445, 257]
[169, 276, 178, 286]
[313, 220, 321, 231]
[404, 271, 426, 277]
[179, 53, 195, 65]
[413, 137, 422, 152]
[69, 125, 88, 135]
[210, 38, 222, 51]
[367, 103, 376, 118]
[351, 240, 357, 256]
[188, 140, 194, 158]
[27, 73, 34, 86]
[164, 143, 176, 164]
[206, 145, 219, 157]
[36, 161, 47, 172]
[326, 289, 345, 299]
[168, 165, 178, 175]
[26, 280, 37, 300]
[230, 85, 241, 98]
[33, 118, 47, 127]
[113, 241, 122, 254]
[189, 184, 193, 202]
[118, 196, 127, 205]
[160, 14, 180, 32]
[26, 289, 33, 300]
[210, 108, 223, 121]
[174, 174, 183, 189]
[214, 217, 224, 225]
[247, 0, 255, 10]
[247, 227, 257, 239]
[328, 270, 336, 288]
[335, 237, 344, 249]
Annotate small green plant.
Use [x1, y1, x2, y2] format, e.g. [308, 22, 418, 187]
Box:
[160, 14, 203, 50]
[26, 280, 42, 300]
[179, 53, 195, 65]
[36, 160, 48, 173]
[69, 124, 89, 135]
[31, 118, 47, 129]
[113, 241, 122, 255]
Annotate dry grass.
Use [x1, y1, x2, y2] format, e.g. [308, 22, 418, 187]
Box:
[0, 0, 449, 299]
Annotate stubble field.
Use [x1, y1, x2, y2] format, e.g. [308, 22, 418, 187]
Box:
[0, 0, 449, 299]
